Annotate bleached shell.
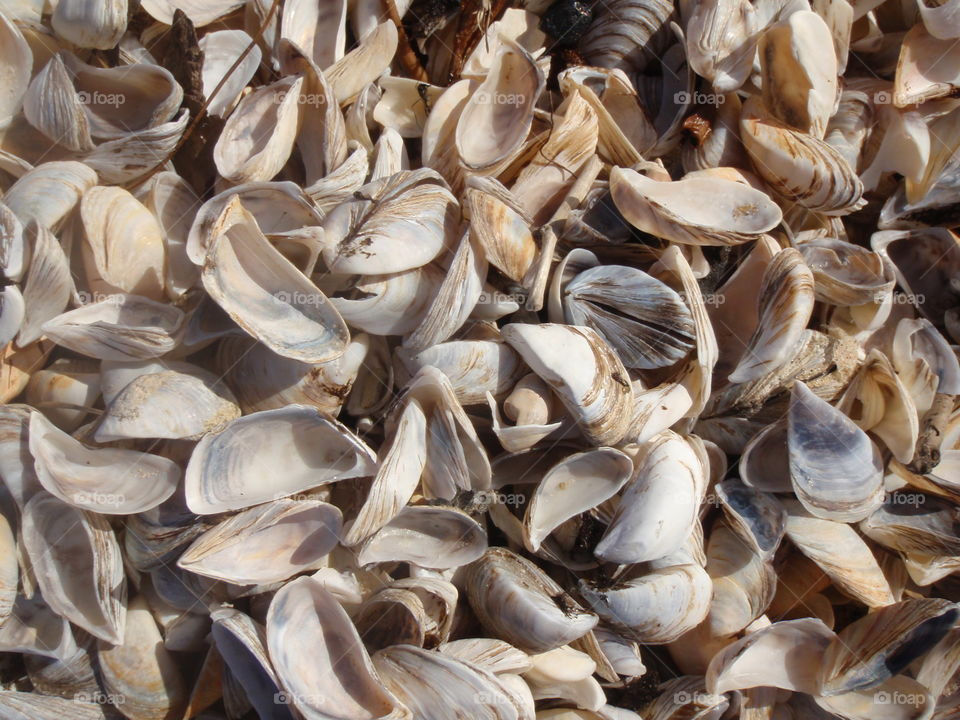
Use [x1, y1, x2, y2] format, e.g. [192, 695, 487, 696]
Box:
[94, 369, 239, 442]
[29, 410, 179, 514]
[97, 594, 186, 719]
[202, 197, 349, 364]
[915, 626, 960, 698]
[438, 638, 532, 675]
[728, 248, 815, 384]
[84, 111, 190, 184]
[326, 20, 397, 104]
[466, 547, 598, 654]
[179, 499, 342, 585]
[0, 205, 25, 283]
[321, 169, 459, 275]
[266, 576, 408, 720]
[714, 479, 786, 557]
[0, 405, 41, 509]
[0, 9, 31, 124]
[185, 404, 376, 514]
[705, 521, 776, 636]
[814, 675, 933, 720]
[218, 334, 367, 415]
[580, 0, 674, 74]
[610, 166, 782, 246]
[187, 181, 323, 265]
[510, 92, 599, 226]
[24, 358, 99, 432]
[422, 78, 472, 190]
[402, 228, 487, 352]
[98, 358, 193, 406]
[0, 285, 23, 351]
[198, 30, 262, 118]
[918, 0, 960, 40]
[51, 0, 126, 49]
[557, 69, 651, 167]
[741, 100, 865, 215]
[17, 221, 72, 347]
[595, 432, 704, 564]
[758, 11, 839, 138]
[277, 38, 349, 185]
[563, 264, 696, 370]
[2, 161, 97, 232]
[21, 493, 125, 644]
[307, 145, 369, 213]
[344, 366, 490, 543]
[460, 7, 546, 78]
[819, 598, 959, 696]
[358, 505, 487, 569]
[784, 499, 896, 607]
[0, 692, 107, 719]
[23, 53, 94, 153]
[396, 337, 525, 406]
[374, 76, 444, 140]
[524, 646, 605, 711]
[210, 608, 287, 719]
[788, 381, 884, 522]
[797, 237, 895, 307]
[685, 0, 757, 92]
[579, 564, 713, 644]
[281, 0, 345, 70]
[455, 39, 545, 171]
[328, 265, 444, 336]
[42, 294, 184, 361]
[838, 349, 918, 463]
[213, 76, 303, 183]
[61, 51, 182, 137]
[374, 644, 520, 720]
[861, 492, 960, 557]
[464, 186, 537, 283]
[524, 448, 633, 552]
[705, 618, 835, 695]
[0, 514, 16, 625]
[0, 596, 80, 662]
[642, 677, 727, 720]
[133, 171, 200, 300]
[80, 186, 166, 301]
[501, 323, 632, 446]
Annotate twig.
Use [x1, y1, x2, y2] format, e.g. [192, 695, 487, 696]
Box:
[448, 0, 511, 82]
[385, 0, 429, 81]
[123, 0, 283, 189]
[910, 392, 956, 474]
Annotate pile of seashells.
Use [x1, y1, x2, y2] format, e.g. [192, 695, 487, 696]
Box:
[1, 0, 960, 718]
